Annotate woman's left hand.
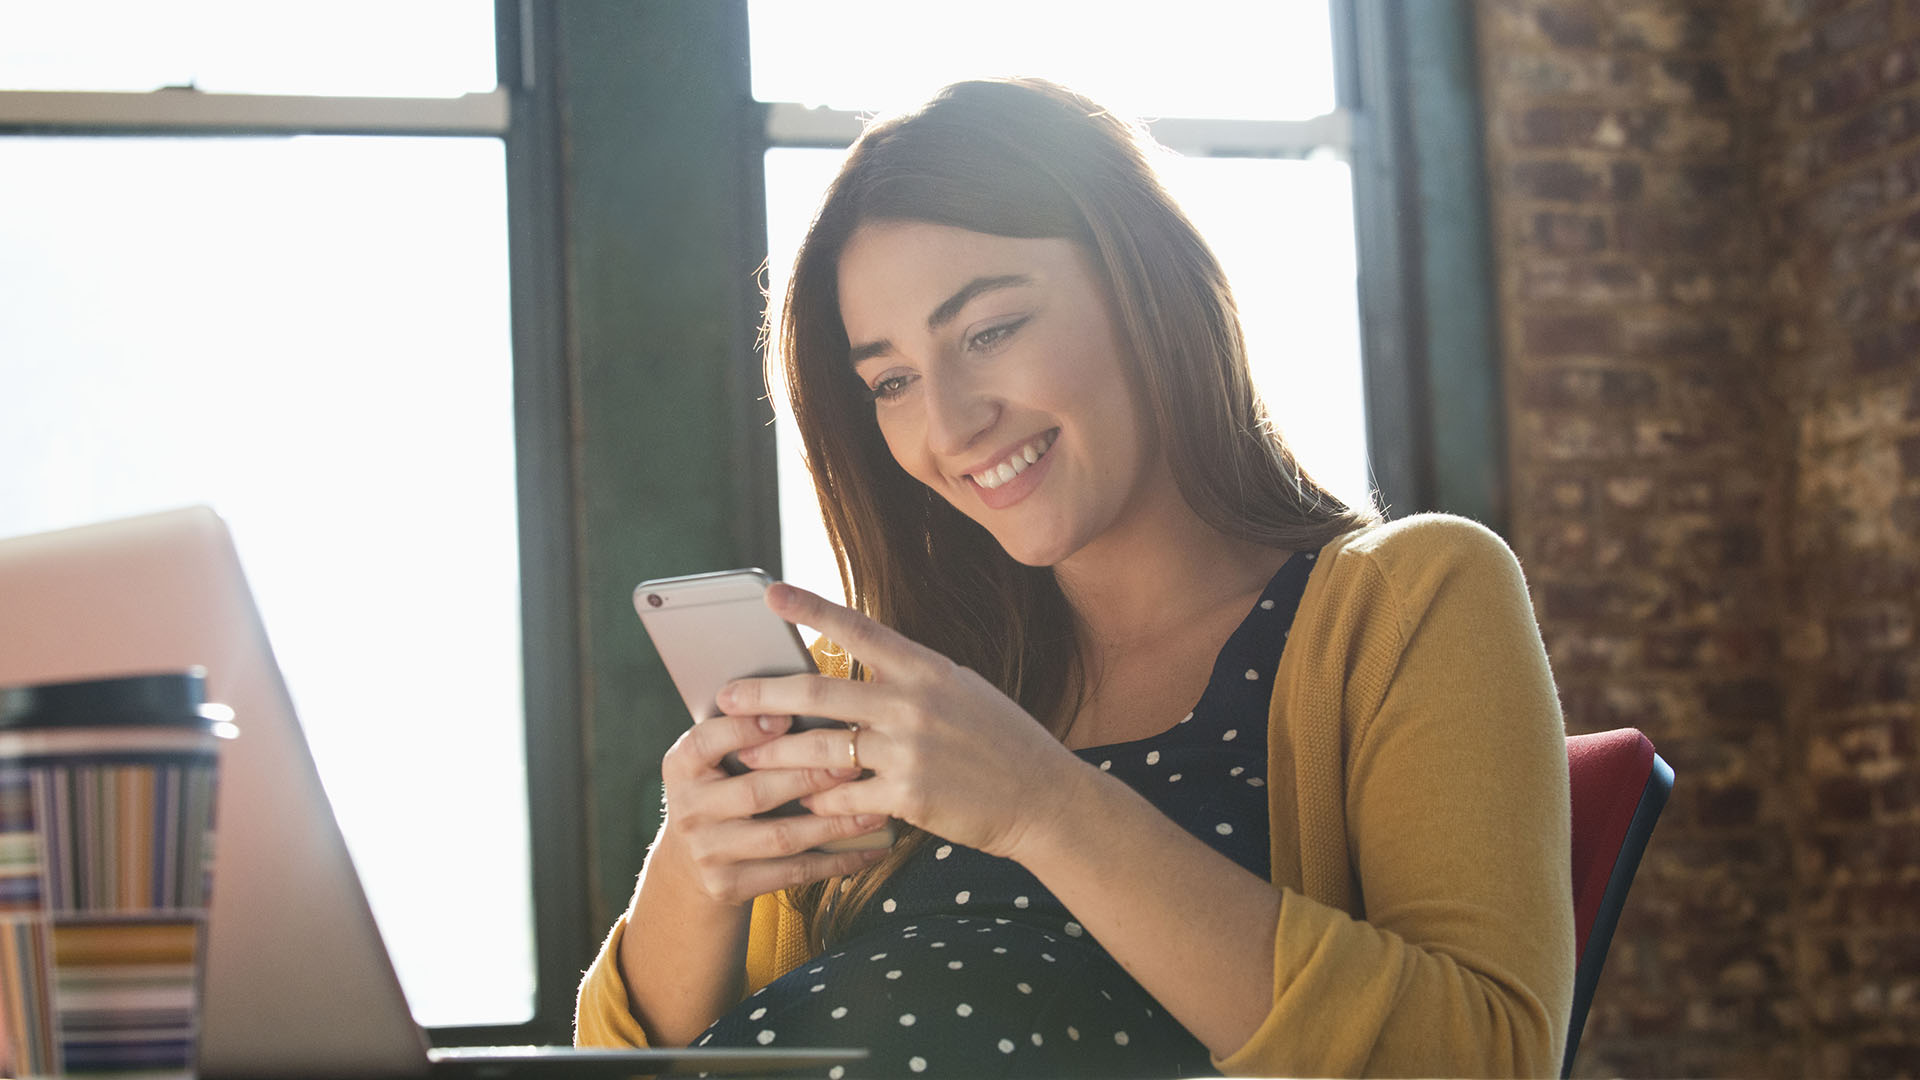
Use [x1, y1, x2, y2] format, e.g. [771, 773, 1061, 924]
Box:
[719, 583, 1085, 860]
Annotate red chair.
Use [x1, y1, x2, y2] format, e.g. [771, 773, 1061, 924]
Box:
[1563, 729, 1672, 1078]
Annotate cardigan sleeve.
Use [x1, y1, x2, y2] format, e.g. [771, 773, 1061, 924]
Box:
[574, 892, 809, 1047]
[1219, 516, 1575, 1077]
[574, 638, 847, 1047]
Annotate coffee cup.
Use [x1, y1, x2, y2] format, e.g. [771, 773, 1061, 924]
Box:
[0, 671, 234, 1078]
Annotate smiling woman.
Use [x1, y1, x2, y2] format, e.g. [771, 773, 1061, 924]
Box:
[840, 226, 1148, 568]
[577, 78, 1576, 1079]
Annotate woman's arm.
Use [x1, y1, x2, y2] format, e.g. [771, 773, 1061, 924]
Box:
[1018, 521, 1573, 1075]
[575, 712, 888, 1047]
[1220, 517, 1575, 1076]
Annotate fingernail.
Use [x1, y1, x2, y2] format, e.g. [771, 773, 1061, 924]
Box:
[828, 766, 859, 780]
[855, 814, 886, 829]
[766, 582, 793, 606]
[757, 715, 783, 733]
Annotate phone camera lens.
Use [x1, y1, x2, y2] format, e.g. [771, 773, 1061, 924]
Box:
[646, 593, 664, 608]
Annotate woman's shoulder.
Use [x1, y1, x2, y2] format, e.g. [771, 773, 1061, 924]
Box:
[1320, 512, 1521, 580]
[1309, 512, 1532, 625]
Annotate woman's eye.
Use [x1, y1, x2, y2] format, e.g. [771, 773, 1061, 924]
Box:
[867, 374, 914, 402]
[967, 317, 1028, 353]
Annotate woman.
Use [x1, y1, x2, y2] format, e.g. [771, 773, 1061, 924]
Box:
[577, 78, 1574, 1077]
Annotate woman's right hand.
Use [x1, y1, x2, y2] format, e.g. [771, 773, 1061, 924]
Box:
[659, 712, 890, 906]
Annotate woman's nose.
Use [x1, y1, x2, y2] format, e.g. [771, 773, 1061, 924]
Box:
[922, 369, 996, 457]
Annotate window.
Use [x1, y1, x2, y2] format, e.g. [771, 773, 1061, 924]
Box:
[0, 1, 543, 1031]
[746, 1, 1371, 602]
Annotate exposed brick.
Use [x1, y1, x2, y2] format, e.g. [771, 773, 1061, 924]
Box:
[1700, 782, 1763, 826]
[1500, 52, 1639, 96]
[1535, 4, 1603, 49]
[1617, 208, 1733, 256]
[1481, 0, 1920, 1070]
[1831, 606, 1917, 651]
[1817, 658, 1915, 709]
[1520, 260, 1654, 302]
[1851, 1040, 1920, 1075]
[1622, 313, 1737, 356]
[1885, 41, 1920, 91]
[1537, 518, 1596, 564]
[1522, 365, 1662, 407]
[1817, 776, 1877, 820]
[1821, 0, 1895, 57]
[1511, 105, 1607, 147]
[1829, 207, 1920, 278]
[1508, 158, 1644, 201]
[1852, 320, 1920, 373]
[1525, 410, 1636, 459]
[1615, 3, 1722, 52]
[1878, 770, 1919, 813]
[1529, 210, 1611, 253]
[1891, 492, 1920, 534]
[1645, 161, 1745, 207]
[1800, 62, 1876, 119]
[1606, 474, 1658, 508]
[1524, 311, 1623, 355]
[1702, 677, 1786, 724]
[1655, 58, 1733, 105]
[1804, 824, 1920, 876]
[1818, 95, 1920, 173]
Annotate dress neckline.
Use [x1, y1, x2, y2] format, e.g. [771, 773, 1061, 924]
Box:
[1069, 549, 1312, 756]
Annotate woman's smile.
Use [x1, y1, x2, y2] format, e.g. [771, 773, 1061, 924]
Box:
[838, 222, 1157, 567]
[964, 428, 1058, 507]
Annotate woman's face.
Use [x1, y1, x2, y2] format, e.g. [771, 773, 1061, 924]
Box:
[836, 220, 1160, 567]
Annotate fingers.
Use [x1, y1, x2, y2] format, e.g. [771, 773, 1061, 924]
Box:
[733, 724, 879, 775]
[709, 809, 891, 862]
[718, 672, 876, 730]
[765, 582, 936, 672]
[705, 843, 888, 903]
[681, 805, 892, 903]
[666, 713, 792, 780]
[718, 765, 859, 820]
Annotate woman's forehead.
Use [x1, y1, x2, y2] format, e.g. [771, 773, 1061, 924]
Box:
[837, 223, 1082, 318]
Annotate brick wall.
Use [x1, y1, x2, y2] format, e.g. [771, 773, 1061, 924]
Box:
[1478, 1, 1920, 1075]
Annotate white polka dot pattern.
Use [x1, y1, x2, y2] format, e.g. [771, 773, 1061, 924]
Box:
[681, 549, 1318, 1076]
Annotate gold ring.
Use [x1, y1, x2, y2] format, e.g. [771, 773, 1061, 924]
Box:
[847, 724, 862, 772]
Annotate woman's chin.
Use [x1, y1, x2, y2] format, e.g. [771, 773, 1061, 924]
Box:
[988, 530, 1074, 569]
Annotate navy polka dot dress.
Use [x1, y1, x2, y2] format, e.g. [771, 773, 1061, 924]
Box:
[694, 550, 1317, 1077]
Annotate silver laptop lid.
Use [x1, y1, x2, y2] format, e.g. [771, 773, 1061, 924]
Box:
[0, 507, 429, 1078]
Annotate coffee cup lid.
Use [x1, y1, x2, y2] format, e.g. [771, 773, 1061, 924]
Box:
[0, 670, 231, 730]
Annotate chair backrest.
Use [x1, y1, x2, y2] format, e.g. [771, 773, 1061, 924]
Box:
[1562, 728, 1673, 1079]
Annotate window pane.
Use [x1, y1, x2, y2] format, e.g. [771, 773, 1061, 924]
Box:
[0, 0, 496, 96]
[0, 136, 531, 1027]
[762, 147, 1367, 604]
[748, 0, 1336, 121]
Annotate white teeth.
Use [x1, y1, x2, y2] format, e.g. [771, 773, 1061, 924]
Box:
[972, 431, 1057, 491]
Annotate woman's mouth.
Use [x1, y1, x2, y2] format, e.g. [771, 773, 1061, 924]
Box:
[969, 430, 1058, 491]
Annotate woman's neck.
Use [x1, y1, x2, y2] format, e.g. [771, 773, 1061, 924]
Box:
[1052, 496, 1292, 674]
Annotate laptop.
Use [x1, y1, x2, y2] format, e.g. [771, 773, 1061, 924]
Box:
[0, 507, 864, 1078]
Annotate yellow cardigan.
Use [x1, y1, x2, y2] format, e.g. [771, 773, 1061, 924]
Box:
[576, 513, 1575, 1076]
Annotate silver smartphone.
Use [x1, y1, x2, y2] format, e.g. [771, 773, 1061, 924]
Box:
[634, 568, 894, 852]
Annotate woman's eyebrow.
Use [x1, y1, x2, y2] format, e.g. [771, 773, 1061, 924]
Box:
[926, 274, 1034, 331]
[848, 273, 1036, 367]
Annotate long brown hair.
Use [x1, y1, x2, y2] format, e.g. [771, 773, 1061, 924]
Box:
[774, 78, 1377, 947]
